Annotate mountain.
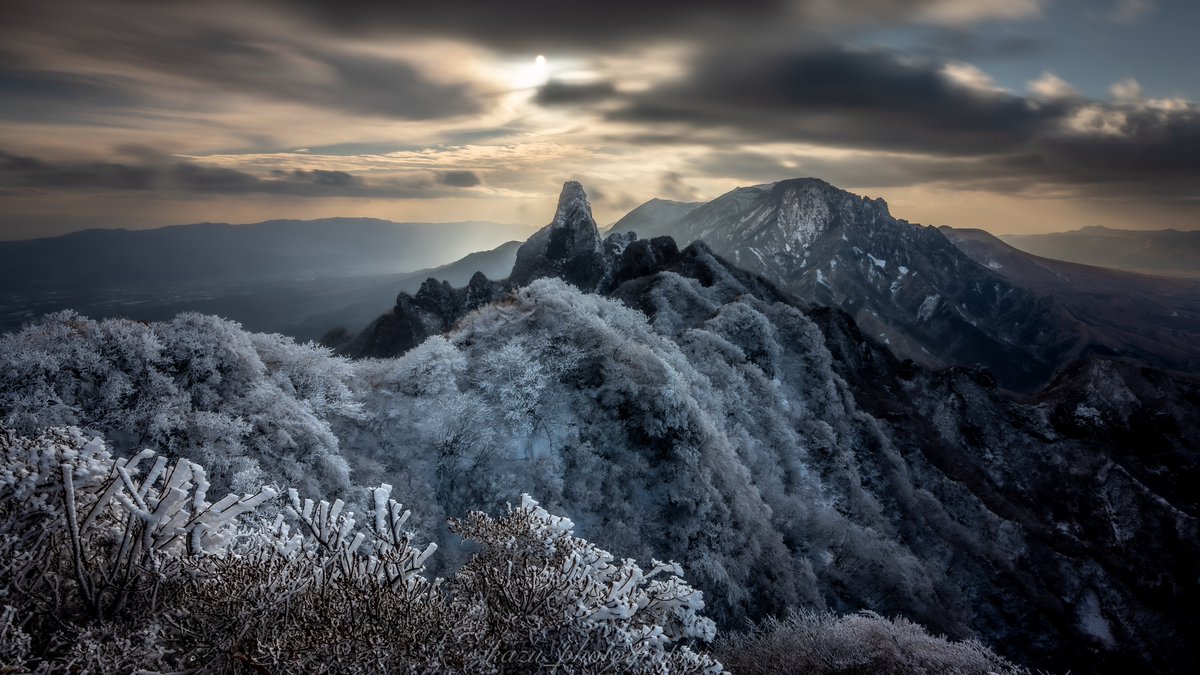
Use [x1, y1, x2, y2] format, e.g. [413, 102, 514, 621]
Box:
[942, 227, 1200, 374]
[612, 179, 1088, 391]
[612, 179, 1200, 392]
[25, 181, 1194, 673]
[1001, 226, 1200, 278]
[0, 222, 525, 340]
[0, 217, 535, 291]
[607, 197, 702, 238]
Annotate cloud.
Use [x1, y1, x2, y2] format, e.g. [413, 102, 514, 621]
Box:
[609, 46, 1064, 155]
[914, 0, 1044, 25]
[0, 4, 486, 122]
[534, 80, 619, 106]
[1110, 78, 1144, 102]
[0, 69, 146, 123]
[439, 170, 482, 187]
[234, 0, 1049, 50]
[0, 150, 477, 198]
[1028, 72, 1080, 100]
[658, 172, 702, 202]
[594, 46, 1200, 203]
[1103, 0, 1156, 24]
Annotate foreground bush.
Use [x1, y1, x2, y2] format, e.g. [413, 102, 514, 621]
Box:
[714, 608, 1029, 675]
[0, 427, 721, 673]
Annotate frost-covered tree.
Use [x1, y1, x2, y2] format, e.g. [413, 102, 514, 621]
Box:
[334, 277, 944, 630]
[714, 609, 1029, 675]
[0, 312, 360, 497]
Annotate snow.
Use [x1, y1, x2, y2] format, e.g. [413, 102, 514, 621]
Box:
[917, 294, 940, 321]
[776, 183, 832, 250]
[1074, 404, 1103, 425]
[866, 253, 887, 269]
[1077, 589, 1117, 648]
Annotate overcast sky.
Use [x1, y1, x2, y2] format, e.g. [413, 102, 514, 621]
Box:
[1, 0, 1197, 238]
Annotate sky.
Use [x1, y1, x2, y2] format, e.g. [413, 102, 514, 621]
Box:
[0, 0, 1197, 239]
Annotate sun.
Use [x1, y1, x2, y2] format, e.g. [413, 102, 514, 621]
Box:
[506, 54, 551, 90]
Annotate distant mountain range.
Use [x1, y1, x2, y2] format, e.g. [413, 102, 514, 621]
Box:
[943, 227, 1200, 372]
[1001, 226, 1200, 278]
[0, 217, 534, 291]
[0, 218, 528, 338]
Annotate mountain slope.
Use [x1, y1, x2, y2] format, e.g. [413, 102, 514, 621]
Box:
[607, 197, 702, 238]
[627, 178, 1090, 391]
[1001, 226, 1200, 278]
[342, 182, 1200, 672]
[942, 227, 1200, 374]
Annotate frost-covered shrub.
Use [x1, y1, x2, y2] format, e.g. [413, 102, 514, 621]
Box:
[0, 312, 360, 497]
[714, 609, 1029, 675]
[450, 495, 720, 672]
[0, 427, 723, 673]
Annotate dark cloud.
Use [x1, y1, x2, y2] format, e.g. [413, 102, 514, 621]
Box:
[275, 0, 798, 50]
[1, 6, 484, 121]
[907, 27, 1048, 61]
[0, 69, 146, 123]
[134, 35, 482, 119]
[0, 0, 967, 60]
[1021, 104, 1200, 200]
[659, 172, 702, 202]
[588, 45, 1200, 203]
[611, 46, 1065, 155]
[438, 170, 481, 187]
[0, 150, 471, 198]
[269, 0, 1018, 50]
[534, 80, 618, 106]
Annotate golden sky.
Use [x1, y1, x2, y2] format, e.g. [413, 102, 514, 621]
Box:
[1, 0, 1197, 239]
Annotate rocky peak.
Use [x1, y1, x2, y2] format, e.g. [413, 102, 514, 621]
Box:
[547, 180, 601, 252]
[510, 181, 605, 288]
[766, 178, 891, 240]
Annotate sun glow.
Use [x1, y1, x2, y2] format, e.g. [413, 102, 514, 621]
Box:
[500, 54, 550, 90]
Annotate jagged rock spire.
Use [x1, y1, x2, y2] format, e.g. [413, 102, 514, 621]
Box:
[509, 181, 605, 288]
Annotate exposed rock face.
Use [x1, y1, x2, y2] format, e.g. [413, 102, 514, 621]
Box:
[345, 274, 506, 358]
[623, 178, 1096, 392]
[348, 181, 657, 358]
[510, 180, 606, 289]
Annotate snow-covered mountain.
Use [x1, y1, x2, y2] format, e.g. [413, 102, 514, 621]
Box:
[330, 182, 1199, 672]
[9, 182, 1195, 672]
[614, 178, 1198, 391]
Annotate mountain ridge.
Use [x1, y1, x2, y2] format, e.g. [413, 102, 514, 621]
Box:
[610, 178, 1199, 392]
[244, 181, 1200, 672]
[1000, 226, 1200, 278]
[0, 216, 537, 291]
